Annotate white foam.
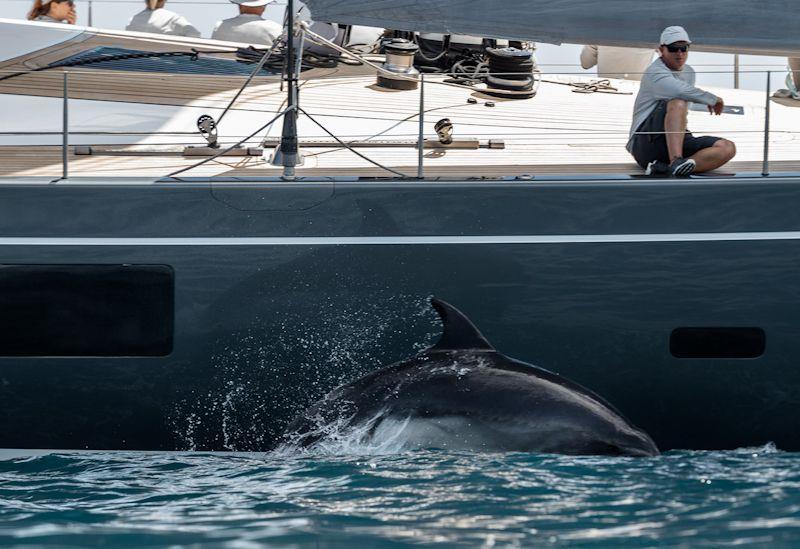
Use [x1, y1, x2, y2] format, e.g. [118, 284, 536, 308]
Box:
[274, 410, 414, 457]
[275, 412, 500, 457]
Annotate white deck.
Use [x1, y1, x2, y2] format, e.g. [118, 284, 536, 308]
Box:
[1, 20, 798, 179]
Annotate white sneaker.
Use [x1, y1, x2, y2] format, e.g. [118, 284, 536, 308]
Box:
[645, 160, 669, 176]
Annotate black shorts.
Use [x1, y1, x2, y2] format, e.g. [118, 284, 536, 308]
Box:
[630, 100, 722, 168]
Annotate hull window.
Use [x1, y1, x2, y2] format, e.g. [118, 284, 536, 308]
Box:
[0, 265, 173, 357]
[670, 327, 765, 359]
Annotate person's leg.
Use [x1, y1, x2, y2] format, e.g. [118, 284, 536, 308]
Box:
[688, 138, 736, 172]
[664, 99, 688, 162]
[790, 57, 800, 92]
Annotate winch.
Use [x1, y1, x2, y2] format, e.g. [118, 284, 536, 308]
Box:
[485, 47, 536, 99]
[378, 38, 420, 90]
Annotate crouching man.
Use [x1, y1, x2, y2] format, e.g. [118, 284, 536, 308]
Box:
[627, 26, 736, 176]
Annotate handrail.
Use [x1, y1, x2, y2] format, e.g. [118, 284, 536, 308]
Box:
[0, 69, 794, 180]
[0, 68, 790, 76]
[0, 132, 202, 136]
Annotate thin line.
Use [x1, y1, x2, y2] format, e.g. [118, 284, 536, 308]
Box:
[0, 232, 799, 246]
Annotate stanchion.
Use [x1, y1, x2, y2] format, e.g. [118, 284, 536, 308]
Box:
[62, 72, 69, 180]
[417, 74, 424, 179]
[762, 71, 771, 176]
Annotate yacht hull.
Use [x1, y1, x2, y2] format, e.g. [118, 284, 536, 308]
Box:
[0, 176, 799, 451]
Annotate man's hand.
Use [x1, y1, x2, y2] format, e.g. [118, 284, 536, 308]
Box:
[708, 98, 724, 115]
[66, 7, 77, 24]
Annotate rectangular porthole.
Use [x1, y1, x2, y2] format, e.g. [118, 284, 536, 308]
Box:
[670, 327, 765, 359]
[0, 265, 174, 357]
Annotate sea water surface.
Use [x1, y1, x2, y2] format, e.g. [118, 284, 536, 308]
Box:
[2, 444, 800, 547]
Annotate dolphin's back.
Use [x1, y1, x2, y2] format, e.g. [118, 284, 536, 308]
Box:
[285, 351, 657, 456]
[281, 298, 659, 456]
[479, 353, 634, 424]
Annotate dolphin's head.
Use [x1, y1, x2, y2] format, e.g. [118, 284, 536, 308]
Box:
[609, 426, 660, 457]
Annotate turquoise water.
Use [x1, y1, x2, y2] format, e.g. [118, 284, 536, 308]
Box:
[1, 445, 799, 547]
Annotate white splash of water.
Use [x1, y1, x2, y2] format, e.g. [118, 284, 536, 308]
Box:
[274, 410, 419, 457]
[170, 293, 440, 451]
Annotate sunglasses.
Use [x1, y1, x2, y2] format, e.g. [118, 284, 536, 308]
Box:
[665, 44, 689, 53]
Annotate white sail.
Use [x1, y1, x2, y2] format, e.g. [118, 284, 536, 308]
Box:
[302, 0, 800, 56]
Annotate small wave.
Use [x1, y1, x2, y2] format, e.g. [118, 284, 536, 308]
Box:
[3, 449, 800, 546]
[675, 442, 782, 458]
[737, 442, 781, 455]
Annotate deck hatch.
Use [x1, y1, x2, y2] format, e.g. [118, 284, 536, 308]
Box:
[670, 327, 765, 359]
[0, 265, 173, 357]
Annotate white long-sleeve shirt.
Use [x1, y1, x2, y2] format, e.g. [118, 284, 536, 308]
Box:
[211, 14, 282, 46]
[627, 58, 719, 151]
[126, 8, 201, 37]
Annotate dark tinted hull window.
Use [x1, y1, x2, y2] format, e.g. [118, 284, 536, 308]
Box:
[0, 265, 173, 357]
[670, 327, 765, 359]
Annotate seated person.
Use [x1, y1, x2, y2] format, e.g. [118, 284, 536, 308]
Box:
[126, 0, 201, 38]
[27, 0, 76, 24]
[627, 26, 736, 176]
[580, 45, 653, 81]
[212, 0, 282, 47]
[789, 57, 800, 98]
[294, 0, 340, 56]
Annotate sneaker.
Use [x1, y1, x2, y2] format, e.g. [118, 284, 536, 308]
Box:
[670, 157, 696, 177]
[645, 159, 669, 176]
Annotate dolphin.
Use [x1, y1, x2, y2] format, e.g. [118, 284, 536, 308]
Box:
[282, 298, 659, 456]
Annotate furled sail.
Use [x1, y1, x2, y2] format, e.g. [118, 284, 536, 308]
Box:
[303, 0, 800, 56]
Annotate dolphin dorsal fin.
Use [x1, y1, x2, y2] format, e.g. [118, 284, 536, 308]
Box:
[429, 298, 495, 352]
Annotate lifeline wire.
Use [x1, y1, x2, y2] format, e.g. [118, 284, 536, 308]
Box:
[298, 107, 410, 178]
[215, 38, 286, 129]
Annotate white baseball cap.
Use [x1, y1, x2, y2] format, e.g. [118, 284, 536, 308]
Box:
[229, 0, 273, 6]
[660, 26, 691, 45]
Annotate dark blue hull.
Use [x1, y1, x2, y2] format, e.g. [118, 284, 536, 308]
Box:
[1, 174, 799, 451]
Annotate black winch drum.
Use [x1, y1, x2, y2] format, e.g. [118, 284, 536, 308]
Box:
[486, 47, 535, 99]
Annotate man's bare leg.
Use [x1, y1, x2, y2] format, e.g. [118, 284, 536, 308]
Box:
[664, 99, 688, 161]
[688, 139, 737, 172]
